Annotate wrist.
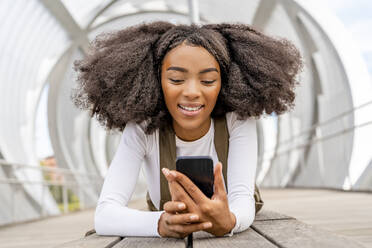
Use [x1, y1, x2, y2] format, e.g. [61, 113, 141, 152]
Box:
[213, 212, 237, 236]
[157, 212, 166, 237]
[226, 212, 236, 233]
[229, 212, 236, 230]
[222, 212, 236, 234]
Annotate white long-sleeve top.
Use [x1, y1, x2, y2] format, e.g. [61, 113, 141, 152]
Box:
[95, 111, 258, 237]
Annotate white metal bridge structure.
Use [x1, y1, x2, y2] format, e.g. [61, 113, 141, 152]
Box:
[0, 0, 372, 231]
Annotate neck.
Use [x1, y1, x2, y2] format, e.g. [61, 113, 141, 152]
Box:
[173, 118, 211, 142]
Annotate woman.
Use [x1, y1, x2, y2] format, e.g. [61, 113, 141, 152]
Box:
[72, 21, 302, 238]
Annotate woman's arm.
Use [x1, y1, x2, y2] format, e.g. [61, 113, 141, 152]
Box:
[94, 122, 164, 237]
[226, 112, 257, 234]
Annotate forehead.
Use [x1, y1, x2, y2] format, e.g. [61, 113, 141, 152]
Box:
[162, 43, 220, 72]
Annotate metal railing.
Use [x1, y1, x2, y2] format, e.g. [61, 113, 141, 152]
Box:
[257, 99, 372, 189]
[0, 159, 103, 224]
[263, 99, 372, 153]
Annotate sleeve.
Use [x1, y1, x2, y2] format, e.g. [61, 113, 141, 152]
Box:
[225, 112, 257, 235]
[94, 122, 164, 237]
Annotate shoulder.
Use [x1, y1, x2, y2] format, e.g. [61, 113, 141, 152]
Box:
[122, 121, 147, 138]
[121, 121, 156, 154]
[225, 112, 257, 136]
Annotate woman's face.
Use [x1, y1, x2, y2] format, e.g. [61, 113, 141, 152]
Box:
[161, 42, 221, 141]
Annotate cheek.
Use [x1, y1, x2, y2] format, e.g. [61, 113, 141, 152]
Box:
[209, 85, 221, 103]
[161, 83, 178, 109]
[205, 85, 221, 111]
[161, 80, 170, 99]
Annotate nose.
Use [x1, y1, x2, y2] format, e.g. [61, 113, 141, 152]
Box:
[182, 79, 201, 99]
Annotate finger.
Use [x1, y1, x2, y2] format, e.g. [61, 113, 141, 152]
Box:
[162, 168, 175, 182]
[159, 212, 182, 238]
[167, 181, 186, 212]
[171, 222, 213, 235]
[169, 170, 209, 204]
[163, 201, 186, 213]
[166, 213, 200, 225]
[168, 180, 198, 213]
[213, 162, 227, 196]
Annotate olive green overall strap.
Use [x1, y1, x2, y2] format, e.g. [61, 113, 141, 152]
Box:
[213, 116, 229, 192]
[146, 123, 176, 211]
[158, 124, 177, 210]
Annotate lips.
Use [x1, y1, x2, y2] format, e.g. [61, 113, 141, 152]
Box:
[177, 103, 204, 116]
[178, 104, 203, 111]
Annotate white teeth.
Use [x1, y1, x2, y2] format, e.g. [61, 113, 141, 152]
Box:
[179, 105, 203, 111]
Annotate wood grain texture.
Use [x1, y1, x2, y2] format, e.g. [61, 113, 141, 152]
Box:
[54, 233, 121, 248]
[116, 229, 278, 248]
[115, 236, 184, 248]
[53, 210, 366, 248]
[252, 219, 367, 248]
[260, 188, 372, 247]
[254, 210, 294, 221]
[191, 229, 278, 248]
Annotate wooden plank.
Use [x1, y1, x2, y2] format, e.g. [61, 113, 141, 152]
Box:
[252, 219, 366, 248]
[254, 210, 294, 221]
[115, 236, 184, 248]
[192, 228, 278, 247]
[116, 228, 278, 248]
[260, 188, 372, 247]
[55, 233, 122, 248]
[0, 209, 95, 248]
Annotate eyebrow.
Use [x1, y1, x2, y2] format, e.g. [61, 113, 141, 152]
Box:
[166, 66, 219, 74]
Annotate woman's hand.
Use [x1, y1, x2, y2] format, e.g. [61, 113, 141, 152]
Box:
[162, 162, 236, 236]
[157, 201, 213, 238]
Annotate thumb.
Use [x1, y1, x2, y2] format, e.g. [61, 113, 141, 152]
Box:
[213, 162, 226, 196]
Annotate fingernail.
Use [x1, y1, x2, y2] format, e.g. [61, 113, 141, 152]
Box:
[203, 222, 212, 228]
[178, 203, 185, 209]
[162, 168, 169, 176]
[190, 215, 198, 221]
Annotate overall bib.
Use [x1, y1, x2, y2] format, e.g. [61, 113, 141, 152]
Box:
[146, 115, 264, 213]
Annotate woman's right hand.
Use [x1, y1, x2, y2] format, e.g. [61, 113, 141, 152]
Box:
[157, 201, 213, 238]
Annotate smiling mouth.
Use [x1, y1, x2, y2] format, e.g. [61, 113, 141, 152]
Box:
[178, 104, 204, 111]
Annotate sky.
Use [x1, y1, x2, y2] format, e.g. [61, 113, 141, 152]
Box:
[318, 0, 372, 76]
[34, 0, 372, 159]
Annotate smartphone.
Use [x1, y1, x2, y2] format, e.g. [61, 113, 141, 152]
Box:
[176, 156, 214, 198]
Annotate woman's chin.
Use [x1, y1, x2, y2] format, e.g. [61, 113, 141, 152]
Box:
[172, 116, 211, 141]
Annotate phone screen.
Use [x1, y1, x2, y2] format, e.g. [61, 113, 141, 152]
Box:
[176, 156, 214, 198]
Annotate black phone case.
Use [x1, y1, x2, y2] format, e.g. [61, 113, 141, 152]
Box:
[176, 156, 214, 198]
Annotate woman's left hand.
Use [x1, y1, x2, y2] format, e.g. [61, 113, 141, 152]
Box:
[162, 162, 236, 236]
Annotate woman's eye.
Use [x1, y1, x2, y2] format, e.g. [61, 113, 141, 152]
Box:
[169, 78, 184, 83]
[202, 80, 216, 84]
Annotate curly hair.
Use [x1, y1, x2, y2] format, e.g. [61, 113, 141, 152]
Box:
[72, 21, 302, 134]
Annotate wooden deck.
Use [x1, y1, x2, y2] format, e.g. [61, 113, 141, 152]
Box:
[261, 188, 372, 247]
[56, 210, 366, 248]
[0, 188, 370, 247]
